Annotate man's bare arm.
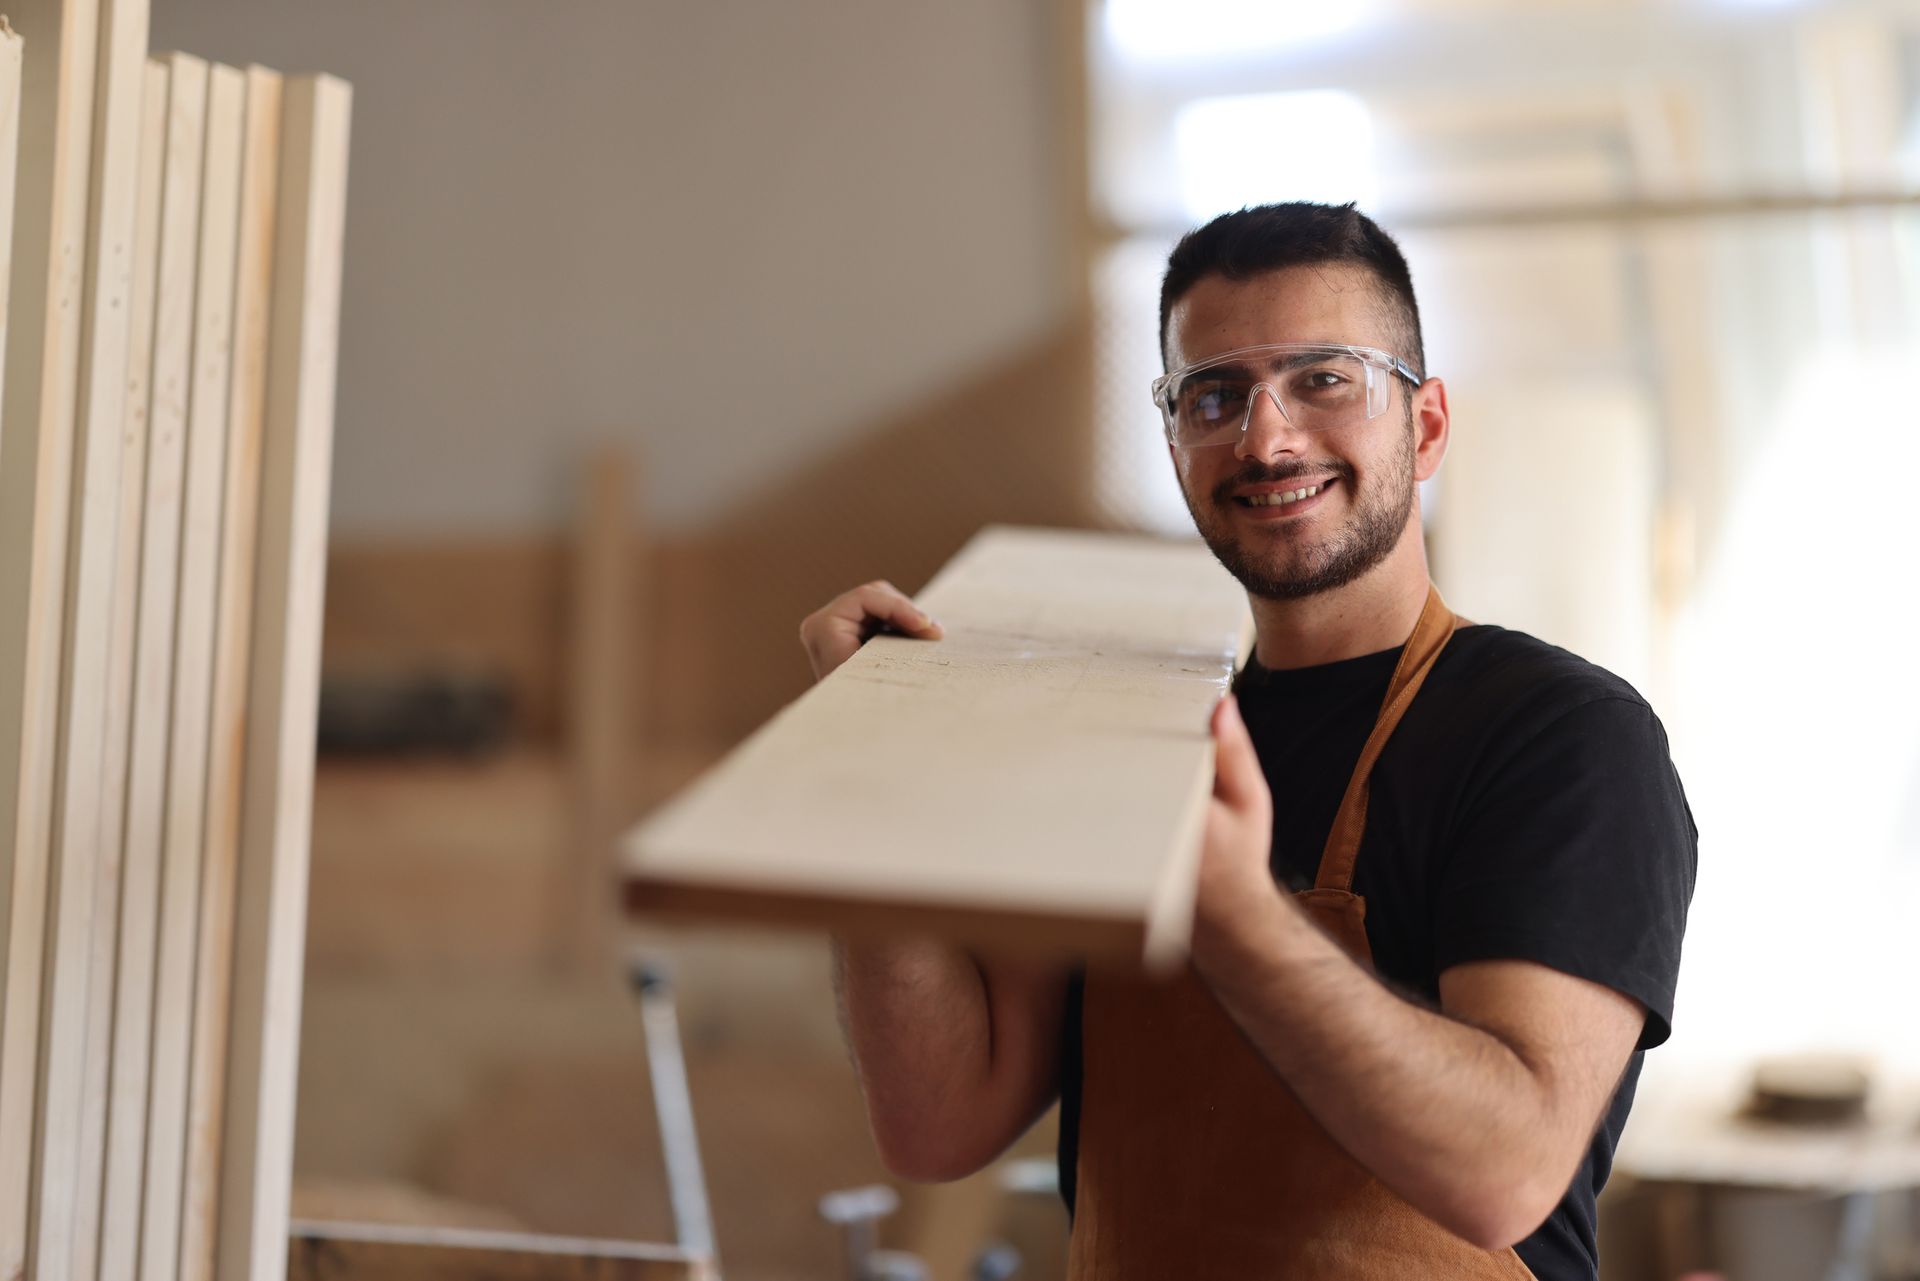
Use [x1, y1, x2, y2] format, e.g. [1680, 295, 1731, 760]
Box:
[1191, 696, 1644, 1249]
[833, 940, 1068, 1181]
[803, 581, 1066, 1183]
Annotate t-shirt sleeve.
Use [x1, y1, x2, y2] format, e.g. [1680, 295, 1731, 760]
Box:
[1432, 695, 1697, 1050]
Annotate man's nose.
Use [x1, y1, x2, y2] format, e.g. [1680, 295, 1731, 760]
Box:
[1232, 383, 1307, 463]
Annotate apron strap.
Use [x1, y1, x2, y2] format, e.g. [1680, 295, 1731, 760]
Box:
[1313, 584, 1461, 893]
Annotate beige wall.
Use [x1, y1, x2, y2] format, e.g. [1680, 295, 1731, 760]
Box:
[150, 0, 1073, 537]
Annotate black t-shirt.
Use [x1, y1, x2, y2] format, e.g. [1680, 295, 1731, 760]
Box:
[1057, 624, 1697, 1280]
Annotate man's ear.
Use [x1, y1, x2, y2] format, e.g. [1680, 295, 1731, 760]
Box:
[1412, 378, 1450, 483]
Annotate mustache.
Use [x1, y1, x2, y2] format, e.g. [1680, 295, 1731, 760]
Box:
[1211, 459, 1357, 506]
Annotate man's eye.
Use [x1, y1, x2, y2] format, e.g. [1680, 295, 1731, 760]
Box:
[1190, 382, 1247, 419]
[1290, 368, 1353, 397]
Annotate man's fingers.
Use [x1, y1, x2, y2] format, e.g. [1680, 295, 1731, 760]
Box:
[839, 581, 942, 639]
[1210, 694, 1270, 816]
[799, 580, 943, 681]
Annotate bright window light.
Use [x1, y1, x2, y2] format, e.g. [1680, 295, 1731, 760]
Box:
[1174, 91, 1378, 221]
[1105, 0, 1374, 65]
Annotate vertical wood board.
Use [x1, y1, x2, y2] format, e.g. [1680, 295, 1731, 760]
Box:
[562, 448, 633, 972]
[0, 3, 99, 1271]
[139, 57, 242, 1281]
[215, 72, 350, 1281]
[68, 53, 166, 1281]
[24, 0, 148, 1272]
[623, 526, 1251, 968]
[178, 62, 279, 1281]
[100, 53, 208, 1281]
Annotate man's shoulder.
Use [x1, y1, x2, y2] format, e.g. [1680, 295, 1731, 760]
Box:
[1427, 624, 1657, 740]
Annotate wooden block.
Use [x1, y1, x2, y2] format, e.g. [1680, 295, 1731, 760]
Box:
[0, 4, 96, 1272]
[69, 51, 166, 1281]
[286, 1222, 712, 1281]
[100, 52, 208, 1281]
[623, 526, 1250, 969]
[214, 71, 350, 1281]
[25, 0, 150, 1272]
[178, 61, 280, 1281]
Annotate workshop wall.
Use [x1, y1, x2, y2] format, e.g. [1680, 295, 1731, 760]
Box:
[149, 0, 1076, 538]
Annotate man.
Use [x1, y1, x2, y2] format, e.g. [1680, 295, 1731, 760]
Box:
[800, 202, 1694, 1279]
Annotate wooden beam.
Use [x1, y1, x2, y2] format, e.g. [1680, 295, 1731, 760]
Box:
[70, 51, 167, 1281]
[26, 0, 150, 1271]
[287, 1222, 713, 1281]
[216, 71, 351, 1281]
[179, 61, 280, 1281]
[623, 526, 1250, 969]
[563, 447, 634, 972]
[100, 52, 209, 1281]
[0, 3, 98, 1272]
[141, 58, 244, 1281]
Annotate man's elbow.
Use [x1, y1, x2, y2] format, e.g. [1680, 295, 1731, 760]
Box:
[1441, 1173, 1562, 1253]
[870, 1122, 996, 1185]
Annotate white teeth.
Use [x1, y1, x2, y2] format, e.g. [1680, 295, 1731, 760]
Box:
[1244, 484, 1322, 508]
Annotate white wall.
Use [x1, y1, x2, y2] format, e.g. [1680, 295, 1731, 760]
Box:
[149, 0, 1070, 536]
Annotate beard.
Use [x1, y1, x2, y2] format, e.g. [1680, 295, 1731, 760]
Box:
[1179, 414, 1417, 602]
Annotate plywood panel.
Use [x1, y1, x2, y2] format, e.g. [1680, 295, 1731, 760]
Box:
[27, 0, 151, 1271]
[69, 53, 167, 1281]
[624, 526, 1249, 968]
[101, 52, 208, 1281]
[178, 61, 279, 1281]
[216, 71, 350, 1281]
[141, 58, 244, 1281]
[0, 4, 97, 1271]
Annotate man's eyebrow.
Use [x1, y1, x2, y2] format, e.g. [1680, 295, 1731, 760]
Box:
[1184, 346, 1348, 378]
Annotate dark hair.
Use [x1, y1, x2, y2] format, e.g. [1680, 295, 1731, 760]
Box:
[1158, 202, 1425, 378]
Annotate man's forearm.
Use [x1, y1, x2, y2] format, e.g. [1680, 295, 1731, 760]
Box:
[831, 937, 993, 1177]
[1191, 896, 1576, 1247]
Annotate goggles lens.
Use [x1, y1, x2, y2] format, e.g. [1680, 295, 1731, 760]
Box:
[1151, 344, 1414, 449]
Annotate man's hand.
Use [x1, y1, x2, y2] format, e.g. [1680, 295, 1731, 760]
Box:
[799, 580, 944, 682]
[1191, 693, 1286, 961]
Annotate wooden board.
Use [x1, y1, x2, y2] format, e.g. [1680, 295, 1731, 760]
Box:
[141, 57, 243, 1281]
[623, 526, 1251, 969]
[26, 0, 150, 1272]
[286, 1222, 711, 1281]
[69, 52, 167, 1281]
[215, 71, 351, 1281]
[0, 4, 97, 1272]
[178, 61, 279, 1281]
[101, 52, 208, 1281]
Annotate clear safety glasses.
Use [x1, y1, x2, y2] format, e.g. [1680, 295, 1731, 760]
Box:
[1150, 343, 1423, 449]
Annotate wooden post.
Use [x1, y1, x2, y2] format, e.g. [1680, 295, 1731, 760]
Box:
[564, 447, 635, 973]
[140, 59, 243, 1281]
[100, 52, 209, 1281]
[0, 3, 100, 1272]
[178, 61, 280, 1281]
[216, 71, 351, 1281]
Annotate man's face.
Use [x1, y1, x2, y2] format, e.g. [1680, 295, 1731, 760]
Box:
[1164, 263, 1428, 602]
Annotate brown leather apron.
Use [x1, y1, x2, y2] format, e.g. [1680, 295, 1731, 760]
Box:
[1068, 585, 1538, 1279]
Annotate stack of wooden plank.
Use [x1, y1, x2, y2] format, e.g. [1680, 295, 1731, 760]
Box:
[0, 3, 351, 1278]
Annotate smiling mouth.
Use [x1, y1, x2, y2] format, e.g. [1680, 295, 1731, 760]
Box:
[1234, 479, 1335, 509]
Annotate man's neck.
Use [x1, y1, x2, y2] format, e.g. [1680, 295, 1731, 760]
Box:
[1247, 522, 1433, 671]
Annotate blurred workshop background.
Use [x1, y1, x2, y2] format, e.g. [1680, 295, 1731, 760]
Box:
[145, 0, 1920, 1277]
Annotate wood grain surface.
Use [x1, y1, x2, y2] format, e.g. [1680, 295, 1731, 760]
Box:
[624, 526, 1249, 969]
